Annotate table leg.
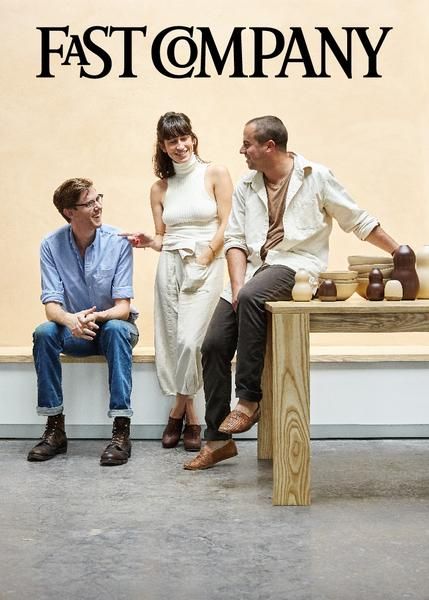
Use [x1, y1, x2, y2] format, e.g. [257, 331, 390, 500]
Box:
[258, 313, 273, 459]
[272, 312, 311, 506]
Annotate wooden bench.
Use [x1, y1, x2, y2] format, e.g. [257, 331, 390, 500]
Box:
[259, 299, 429, 506]
[2, 345, 429, 364]
[0, 346, 155, 363]
[1, 339, 429, 446]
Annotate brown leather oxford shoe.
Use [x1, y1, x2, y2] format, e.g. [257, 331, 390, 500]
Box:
[183, 440, 238, 470]
[218, 406, 261, 434]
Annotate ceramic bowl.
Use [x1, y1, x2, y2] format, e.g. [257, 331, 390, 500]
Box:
[348, 255, 393, 266]
[331, 281, 358, 300]
[322, 278, 358, 284]
[319, 270, 358, 281]
[350, 265, 393, 278]
[356, 277, 389, 299]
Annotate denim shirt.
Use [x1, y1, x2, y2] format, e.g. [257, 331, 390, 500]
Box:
[221, 153, 379, 302]
[40, 224, 138, 321]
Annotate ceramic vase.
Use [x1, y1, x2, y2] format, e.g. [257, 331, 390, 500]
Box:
[292, 269, 312, 301]
[390, 245, 419, 300]
[318, 279, 337, 302]
[416, 245, 429, 299]
[366, 268, 384, 301]
[384, 279, 403, 301]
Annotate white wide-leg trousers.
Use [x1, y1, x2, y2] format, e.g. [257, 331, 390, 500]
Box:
[154, 248, 225, 396]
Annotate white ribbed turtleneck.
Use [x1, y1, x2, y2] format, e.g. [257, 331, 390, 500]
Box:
[161, 155, 218, 255]
[172, 152, 198, 177]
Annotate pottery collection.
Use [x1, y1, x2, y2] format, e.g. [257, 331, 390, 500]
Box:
[290, 244, 429, 303]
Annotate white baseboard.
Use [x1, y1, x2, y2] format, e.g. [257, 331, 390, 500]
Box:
[2, 423, 429, 440]
[1, 361, 429, 438]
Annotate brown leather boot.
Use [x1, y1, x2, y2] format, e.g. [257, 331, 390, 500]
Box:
[183, 424, 202, 452]
[161, 415, 184, 448]
[100, 417, 131, 466]
[27, 413, 67, 461]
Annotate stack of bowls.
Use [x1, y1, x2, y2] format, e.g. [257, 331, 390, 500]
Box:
[318, 270, 358, 300]
[347, 255, 394, 298]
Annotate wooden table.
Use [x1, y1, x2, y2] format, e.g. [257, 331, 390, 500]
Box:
[259, 299, 429, 506]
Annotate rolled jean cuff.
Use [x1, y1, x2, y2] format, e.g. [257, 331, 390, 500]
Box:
[204, 429, 232, 442]
[37, 405, 64, 416]
[234, 389, 262, 403]
[108, 409, 133, 419]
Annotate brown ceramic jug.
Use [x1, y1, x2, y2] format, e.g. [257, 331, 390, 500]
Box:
[318, 279, 337, 302]
[366, 268, 384, 301]
[390, 245, 419, 300]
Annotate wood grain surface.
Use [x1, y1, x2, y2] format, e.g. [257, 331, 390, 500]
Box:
[263, 298, 429, 505]
[272, 312, 311, 506]
[3, 346, 429, 364]
[0, 347, 155, 363]
[309, 312, 429, 333]
[266, 299, 429, 314]
[258, 313, 273, 460]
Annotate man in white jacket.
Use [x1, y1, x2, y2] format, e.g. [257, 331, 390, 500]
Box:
[184, 115, 399, 470]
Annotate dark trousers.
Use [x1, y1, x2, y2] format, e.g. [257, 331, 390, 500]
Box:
[202, 264, 296, 440]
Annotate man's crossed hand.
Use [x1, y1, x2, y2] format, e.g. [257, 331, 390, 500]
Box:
[69, 306, 100, 340]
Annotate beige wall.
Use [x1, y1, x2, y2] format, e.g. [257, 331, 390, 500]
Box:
[2, 0, 428, 347]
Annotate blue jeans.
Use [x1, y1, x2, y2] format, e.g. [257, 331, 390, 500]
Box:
[33, 320, 139, 418]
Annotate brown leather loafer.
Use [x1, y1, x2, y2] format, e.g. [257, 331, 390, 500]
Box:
[183, 440, 238, 470]
[183, 424, 202, 452]
[162, 415, 184, 448]
[218, 406, 261, 434]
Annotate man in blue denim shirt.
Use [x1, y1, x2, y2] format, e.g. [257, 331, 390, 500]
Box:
[27, 178, 139, 466]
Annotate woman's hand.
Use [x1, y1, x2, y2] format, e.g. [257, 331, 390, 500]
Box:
[119, 232, 163, 252]
[195, 249, 212, 266]
[119, 232, 153, 248]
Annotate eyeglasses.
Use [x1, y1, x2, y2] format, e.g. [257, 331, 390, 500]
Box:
[75, 194, 104, 210]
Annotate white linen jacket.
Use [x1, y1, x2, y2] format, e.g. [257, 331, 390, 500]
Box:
[221, 153, 378, 303]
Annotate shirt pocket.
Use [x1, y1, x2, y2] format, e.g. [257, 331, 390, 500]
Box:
[288, 195, 324, 232]
[93, 267, 115, 283]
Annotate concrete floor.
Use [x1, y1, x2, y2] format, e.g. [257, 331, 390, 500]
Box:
[1, 439, 428, 600]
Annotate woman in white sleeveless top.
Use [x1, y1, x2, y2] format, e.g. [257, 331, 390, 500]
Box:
[123, 112, 232, 451]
